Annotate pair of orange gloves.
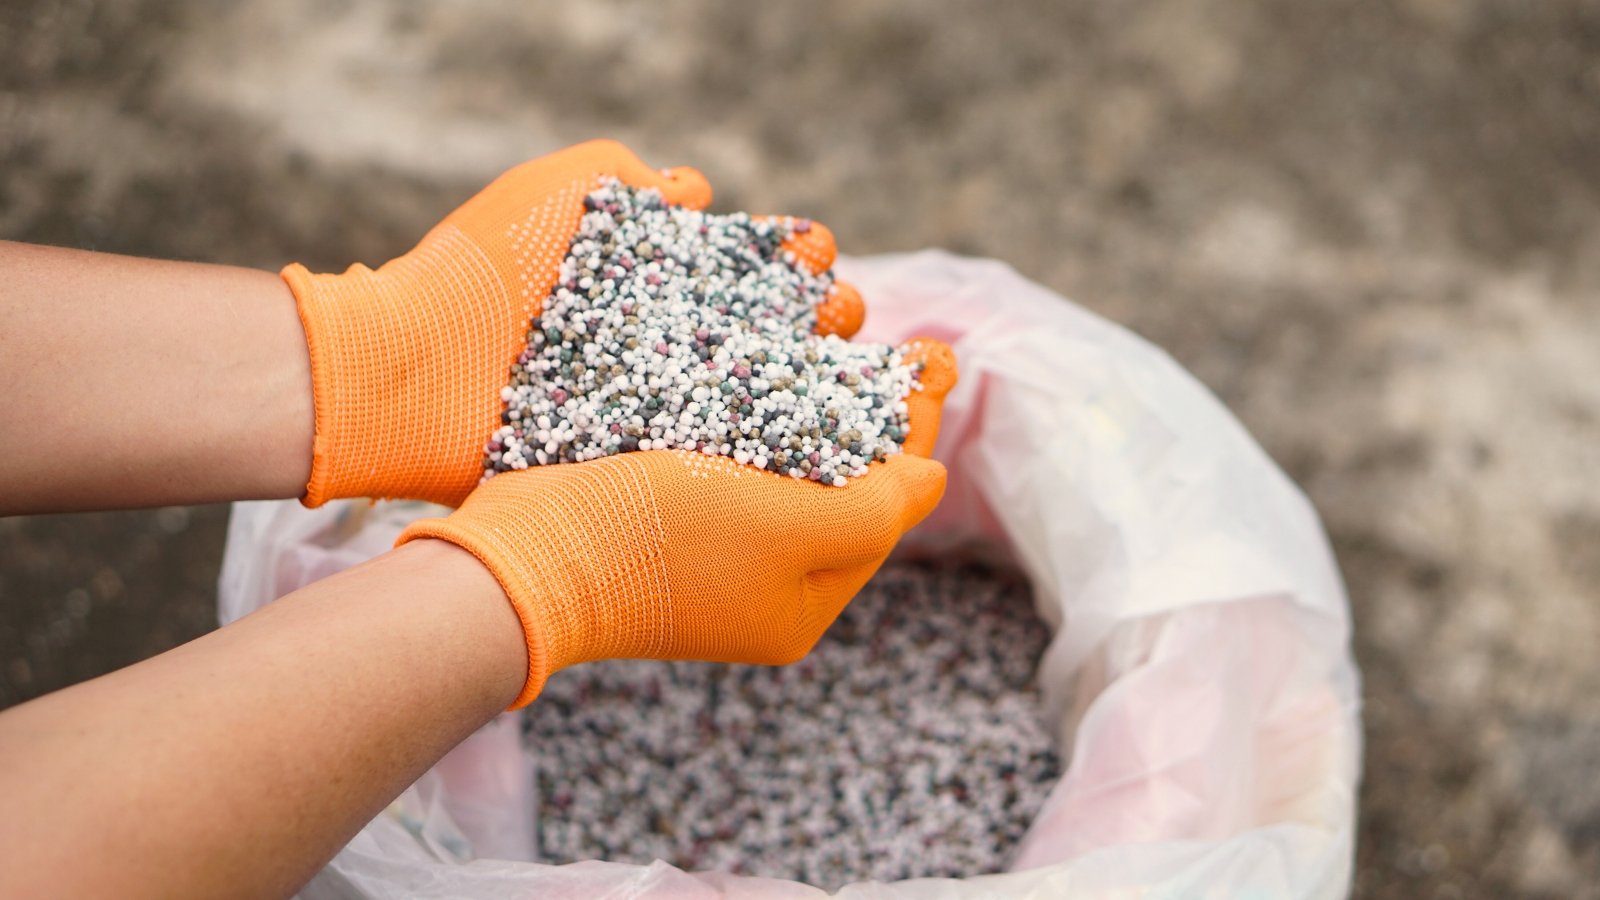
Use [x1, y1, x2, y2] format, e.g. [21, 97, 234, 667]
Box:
[282, 141, 956, 708]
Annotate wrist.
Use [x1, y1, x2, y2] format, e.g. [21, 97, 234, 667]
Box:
[392, 521, 558, 710]
[385, 538, 529, 709]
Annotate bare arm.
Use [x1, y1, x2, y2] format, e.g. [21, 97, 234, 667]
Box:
[0, 538, 525, 900]
[0, 161, 948, 896]
[0, 240, 314, 514]
[0, 240, 522, 897]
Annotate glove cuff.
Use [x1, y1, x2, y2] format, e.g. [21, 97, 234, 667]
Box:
[281, 231, 525, 508]
[390, 453, 687, 707]
[396, 515, 557, 710]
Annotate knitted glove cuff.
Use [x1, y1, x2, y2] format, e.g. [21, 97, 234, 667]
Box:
[395, 514, 558, 710]
[283, 230, 523, 508]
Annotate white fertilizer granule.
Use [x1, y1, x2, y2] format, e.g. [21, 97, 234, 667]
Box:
[524, 563, 1061, 889]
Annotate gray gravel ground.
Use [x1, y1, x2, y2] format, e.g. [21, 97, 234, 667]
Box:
[3, 2, 1598, 896]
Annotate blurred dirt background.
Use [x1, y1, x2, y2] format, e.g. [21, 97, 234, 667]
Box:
[2, 1, 1598, 896]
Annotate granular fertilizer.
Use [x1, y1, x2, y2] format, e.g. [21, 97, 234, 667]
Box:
[487, 179, 920, 486]
[525, 563, 1061, 889]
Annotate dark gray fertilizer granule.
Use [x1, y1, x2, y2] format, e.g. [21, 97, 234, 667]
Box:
[523, 562, 1061, 889]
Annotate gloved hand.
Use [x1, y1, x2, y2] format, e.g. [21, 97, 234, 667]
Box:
[397, 340, 957, 708]
[282, 140, 866, 508]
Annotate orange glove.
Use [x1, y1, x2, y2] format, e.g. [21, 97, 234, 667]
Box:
[397, 341, 957, 709]
[281, 140, 866, 508]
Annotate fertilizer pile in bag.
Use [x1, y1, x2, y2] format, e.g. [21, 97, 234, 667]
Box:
[219, 251, 1360, 899]
[525, 561, 1060, 888]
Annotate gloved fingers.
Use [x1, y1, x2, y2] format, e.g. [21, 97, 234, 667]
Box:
[789, 561, 887, 651]
[753, 216, 864, 337]
[636, 164, 714, 211]
[813, 280, 866, 339]
[871, 453, 949, 533]
[778, 218, 837, 274]
[796, 452, 946, 568]
[603, 143, 714, 210]
[804, 564, 881, 601]
[896, 338, 959, 459]
[545, 139, 713, 210]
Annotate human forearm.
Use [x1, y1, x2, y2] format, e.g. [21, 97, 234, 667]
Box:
[0, 241, 313, 514]
[0, 539, 524, 900]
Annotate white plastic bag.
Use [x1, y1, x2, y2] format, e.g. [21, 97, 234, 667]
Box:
[219, 251, 1360, 899]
